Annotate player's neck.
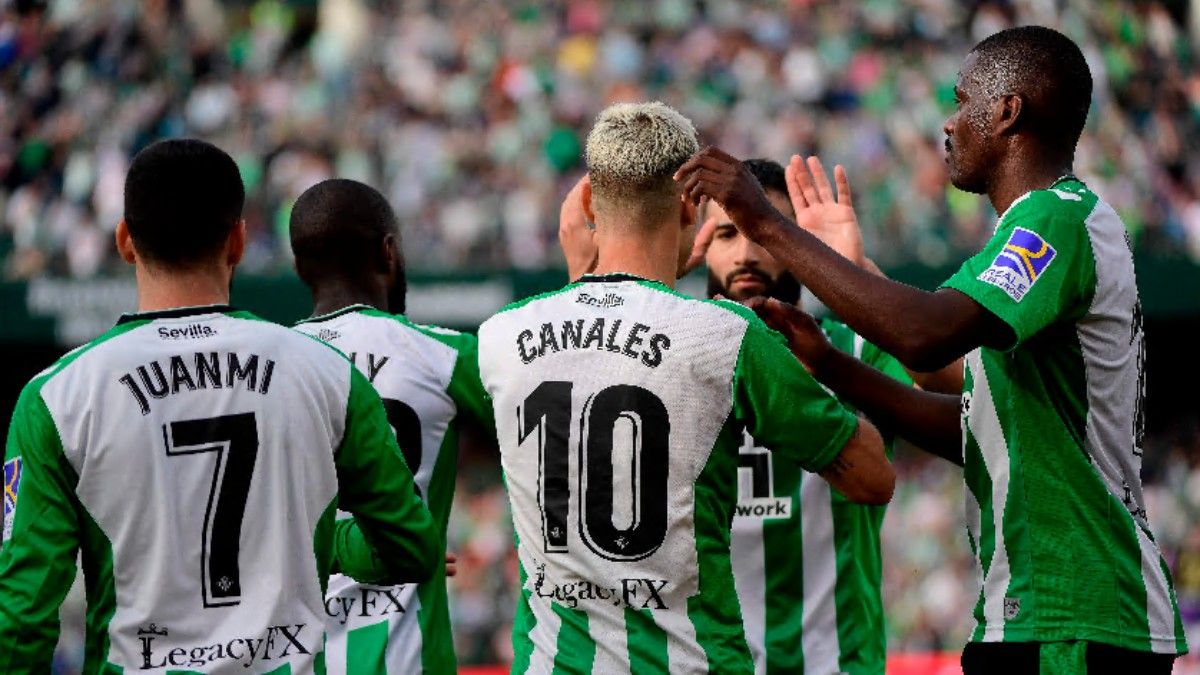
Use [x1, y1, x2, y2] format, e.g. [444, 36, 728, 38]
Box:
[987, 150, 1074, 215]
[309, 281, 388, 317]
[592, 234, 679, 288]
[134, 263, 232, 312]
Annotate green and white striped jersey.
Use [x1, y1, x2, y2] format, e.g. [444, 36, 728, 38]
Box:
[0, 305, 438, 674]
[941, 178, 1187, 654]
[731, 319, 910, 675]
[478, 274, 860, 674]
[295, 305, 494, 675]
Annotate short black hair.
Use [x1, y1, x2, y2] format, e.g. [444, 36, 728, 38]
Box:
[743, 158, 788, 197]
[289, 178, 400, 279]
[969, 26, 1093, 150]
[123, 139, 245, 267]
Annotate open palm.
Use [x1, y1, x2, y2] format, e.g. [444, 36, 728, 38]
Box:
[786, 155, 866, 268]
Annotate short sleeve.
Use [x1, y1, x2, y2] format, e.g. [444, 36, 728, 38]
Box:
[941, 189, 1096, 349]
[446, 334, 495, 432]
[730, 307, 858, 473]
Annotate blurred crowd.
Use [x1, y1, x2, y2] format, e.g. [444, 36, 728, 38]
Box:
[3, 0, 1200, 279]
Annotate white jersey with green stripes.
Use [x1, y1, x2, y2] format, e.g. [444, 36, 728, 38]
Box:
[478, 274, 860, 674]
[295, 305, 493, 675]
[731, 319, 909, 675]
[942, 178, 1187, 654]
[0, 305, 438, 673]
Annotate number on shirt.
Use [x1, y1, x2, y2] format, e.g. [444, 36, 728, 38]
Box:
[520, 381, 671, 561]
[382, 398, 424, 496]
[163, 413, 259, 608]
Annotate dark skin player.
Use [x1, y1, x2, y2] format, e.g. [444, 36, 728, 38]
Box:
[680, 25, 1182, 675]
[672, 32, 1090, 463]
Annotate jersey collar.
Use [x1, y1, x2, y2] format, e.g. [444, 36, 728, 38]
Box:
[578, 273, 656, 284]
[298, 303, 376, 324]
[116, 304, 235, 325]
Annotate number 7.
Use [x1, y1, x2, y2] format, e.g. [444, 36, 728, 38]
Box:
[163, 413, 260, 608]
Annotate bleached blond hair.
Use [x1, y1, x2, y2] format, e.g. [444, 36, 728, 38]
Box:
[585, 101, 699, 224]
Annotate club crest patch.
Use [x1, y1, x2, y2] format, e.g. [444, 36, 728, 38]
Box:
[3, 457, 20, 542]
[977, 227, 1057, 302]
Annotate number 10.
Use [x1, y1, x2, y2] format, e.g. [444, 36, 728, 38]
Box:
[518, 381, 671, 562]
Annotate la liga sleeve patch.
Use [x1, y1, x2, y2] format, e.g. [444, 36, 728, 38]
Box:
[977, 227, 1057, 302]
[3, 456, 20, 542]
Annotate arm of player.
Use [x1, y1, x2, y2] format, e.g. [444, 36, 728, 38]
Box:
[728, 303, 895, 504]
[746, 297, 964, 465]
[677, 148, 1012, 371]
[0, 382, 81, 671]
[332, 367, 440, 585]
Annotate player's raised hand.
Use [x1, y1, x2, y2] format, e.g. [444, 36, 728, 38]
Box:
[559, 174, 598, 281]
[674, 147, 779, 237]
[743, 296, 834, 374]
[787, 155, 866, 268]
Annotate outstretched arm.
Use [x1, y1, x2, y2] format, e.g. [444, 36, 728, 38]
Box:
[677, 148, 1011, 371]
[745, 297, 964, 465]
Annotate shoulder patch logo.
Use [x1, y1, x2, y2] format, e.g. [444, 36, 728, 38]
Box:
[977, 227, 1057, 302]
[3, 457, 21, 542]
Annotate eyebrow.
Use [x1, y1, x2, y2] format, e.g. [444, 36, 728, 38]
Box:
[715, 223, 737, 232]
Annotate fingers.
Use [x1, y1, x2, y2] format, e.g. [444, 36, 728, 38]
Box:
[834, 165, 854, 209]
[786, 155, 809, 210]
[806, 156, 835, 204]
[445, 552, 458, 578]
[673, 146, 740, 181]
[793, 155, 822, 206]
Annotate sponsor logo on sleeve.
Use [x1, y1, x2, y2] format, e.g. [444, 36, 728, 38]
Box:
[3, 457, 20, 542]
[977, 227, 1057, 302]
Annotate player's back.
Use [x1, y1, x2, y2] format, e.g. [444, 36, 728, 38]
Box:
[296, 305, 489, 674]
[4, 306, 369, 672]
[479, 274, 858, 674]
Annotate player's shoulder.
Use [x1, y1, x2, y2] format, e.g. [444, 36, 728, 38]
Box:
[1004, 179, 1099, 229]
[380, 310, 478, 353]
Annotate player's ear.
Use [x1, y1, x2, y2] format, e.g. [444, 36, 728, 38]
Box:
[679, 193, 698, 232]
[115, 219, 138, 265]
[994, 93, 1023, 136]
[226, 219, 246, 267]
[380, 233, 399, 274]
[581, 177, 596, 225]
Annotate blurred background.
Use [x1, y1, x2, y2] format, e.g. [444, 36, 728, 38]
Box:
[0, 0, 1198, 672]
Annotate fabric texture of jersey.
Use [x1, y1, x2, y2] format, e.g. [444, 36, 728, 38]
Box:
[296, 306, 493, 675]
[478, 275, 859, 675]
[0, 306, 437, 674]
[941, 178, 1187, 655]
[731, 319, 910, 675]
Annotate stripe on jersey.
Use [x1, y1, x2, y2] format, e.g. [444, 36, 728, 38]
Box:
[626, 608, 669, 672]
[800, 475, 840, 673]
[966, 351, 1014, 641]
[553, 604, 595, 674]
[346, 621, 388, 674]
[731, 518, 767, 674]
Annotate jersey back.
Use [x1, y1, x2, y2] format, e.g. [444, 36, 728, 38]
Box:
[478, 275, 858, 675]
[296, 306, 485, 674]
[2, 307, 360, 673]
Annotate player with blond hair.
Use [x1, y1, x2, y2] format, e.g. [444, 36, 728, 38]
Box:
[478, 102, 894, 674]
